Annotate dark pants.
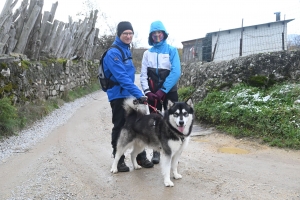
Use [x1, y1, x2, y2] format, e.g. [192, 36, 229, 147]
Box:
[110, 98, 146, 160]
[148, 91, 178, 113]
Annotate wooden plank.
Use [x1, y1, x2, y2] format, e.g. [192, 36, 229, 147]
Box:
[40, 21, 52, 45]
[35, 10, 51, 58]
[14, 0, 29, 42]
[6, 24, 17, 53]
[0, 11, 13, 42]
[52, 21, 65, 55]
[27, 0, 39, 16]
[66, 21, 79, 57]
[43, 19, 59, 52]
[14, 5, 41, 53]
[49, 1, 58, 23]
[0, 0, 15, 26]
[0, 0, 101, 60]
[27, 0, 44, 59]
[40, 11, 51, 37]
[73, 18, 90, 58]
[0, 34, 10, 54]
[56, 28, 68, 57]
[30, 12, 42, 59]
[85, 29, 96, 60]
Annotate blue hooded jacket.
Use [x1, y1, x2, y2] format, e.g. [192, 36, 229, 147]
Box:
[140, 21, 181, 94]
[103, 37, 143, 102]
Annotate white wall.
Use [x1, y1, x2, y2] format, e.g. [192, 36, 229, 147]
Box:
[212, 22, 288, 61]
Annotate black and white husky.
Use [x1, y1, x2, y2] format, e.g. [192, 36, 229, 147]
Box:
[110, 97, 194, 187]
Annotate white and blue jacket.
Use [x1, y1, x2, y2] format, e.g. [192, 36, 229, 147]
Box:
[140, 21, 181, 94]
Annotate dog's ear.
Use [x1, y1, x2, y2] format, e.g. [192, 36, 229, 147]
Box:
[185, 98, 194, 108]
[167, 99, 174, 109]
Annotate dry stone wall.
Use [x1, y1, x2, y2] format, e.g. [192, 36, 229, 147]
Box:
[0, 56, 98, 105]
[178, 50, 300, 103]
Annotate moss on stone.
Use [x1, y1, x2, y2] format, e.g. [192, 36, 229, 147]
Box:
[57, 58, 67, 66]
[248, 75, 276, 88]
[40, 61, 48, 67]
[0, 62, 7, 69]
[21, 60, 30, 69]
[1, 83, 13, 93]
[217, 82, 233, 90]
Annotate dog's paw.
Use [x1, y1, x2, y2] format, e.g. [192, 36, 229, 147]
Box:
[110, 168, 118, 173]
[173, 173, 182, 179]
[134, 165, 142, 170]
[164, 180, 174, 187]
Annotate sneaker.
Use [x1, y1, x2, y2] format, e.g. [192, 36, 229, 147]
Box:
[151, 151, 160, 164]
[137, 158, 154, 168]
[117, 155, 129, 172]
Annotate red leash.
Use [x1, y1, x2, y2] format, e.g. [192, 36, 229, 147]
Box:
[146, 100, 163, 116]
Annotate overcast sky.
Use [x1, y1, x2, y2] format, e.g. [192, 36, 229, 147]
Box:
[1, 0, 300, 48]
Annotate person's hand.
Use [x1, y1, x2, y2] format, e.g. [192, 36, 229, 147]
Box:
[134, 96, 148, 105]
[146, 92, 158, 101]
[155, 90, 166, 102]
[139, 96, 148, 104]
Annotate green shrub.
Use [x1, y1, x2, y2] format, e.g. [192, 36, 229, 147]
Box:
[194, 83, 300, 149]
[0, 98, 18, 138]
[178, 86, 195, 101]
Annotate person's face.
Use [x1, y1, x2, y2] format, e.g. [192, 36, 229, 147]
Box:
[120, 30, 134, 44]
[151, 31, 164, 43]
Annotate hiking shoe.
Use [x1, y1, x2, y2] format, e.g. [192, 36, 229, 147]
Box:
[117, 155, 129, 172]
[117, 160, 130, 172]
[137, 158, 154, 168]
[151, 151, 160, 164]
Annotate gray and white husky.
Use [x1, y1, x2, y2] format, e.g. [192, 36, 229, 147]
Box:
[110, 97, 194, 187]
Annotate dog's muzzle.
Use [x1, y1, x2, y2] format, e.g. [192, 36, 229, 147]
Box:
[178, 121, 185, 133]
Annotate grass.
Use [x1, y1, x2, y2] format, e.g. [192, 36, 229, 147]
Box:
[0, 81, 100, 140]
[0, 97, 18, 138]
[187, 82, 300, 150]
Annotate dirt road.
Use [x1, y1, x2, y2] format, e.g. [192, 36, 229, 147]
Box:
[0, 91, 300, 199]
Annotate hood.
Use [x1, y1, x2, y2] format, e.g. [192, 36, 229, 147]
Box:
[148, 21, 169, 46]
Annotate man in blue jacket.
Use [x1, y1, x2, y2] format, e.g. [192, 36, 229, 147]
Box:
[140, 20, 181, 164]
[103, 21, 154, 172]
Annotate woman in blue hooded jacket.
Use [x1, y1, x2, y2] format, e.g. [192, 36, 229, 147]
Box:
[103, 21, 154, 172]
[140, 21, 181, 164]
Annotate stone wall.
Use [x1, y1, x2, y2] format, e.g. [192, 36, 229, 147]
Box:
[1, 50, 300, 106]
[178, 50, 300, 103]
[0, 56, 98, 105]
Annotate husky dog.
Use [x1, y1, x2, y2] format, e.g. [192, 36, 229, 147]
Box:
[110, 97, 194, 187]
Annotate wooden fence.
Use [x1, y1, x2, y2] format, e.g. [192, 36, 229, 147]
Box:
[0, 0, 100, 61]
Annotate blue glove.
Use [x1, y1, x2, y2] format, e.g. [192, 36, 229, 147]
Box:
[146, 92, 158, 101]
[155, 90, 166, 102]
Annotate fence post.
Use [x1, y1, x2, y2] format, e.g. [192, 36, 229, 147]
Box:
[282, 16, 286, 50]
[239, 19, 243, 57]
[282, 32, 285, 50]
[212, 30, 220, 61]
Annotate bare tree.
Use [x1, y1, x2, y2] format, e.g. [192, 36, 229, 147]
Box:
[287, 34, 300, 50]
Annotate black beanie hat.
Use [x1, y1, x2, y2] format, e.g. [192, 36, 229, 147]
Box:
[117, 21, 134, 37]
